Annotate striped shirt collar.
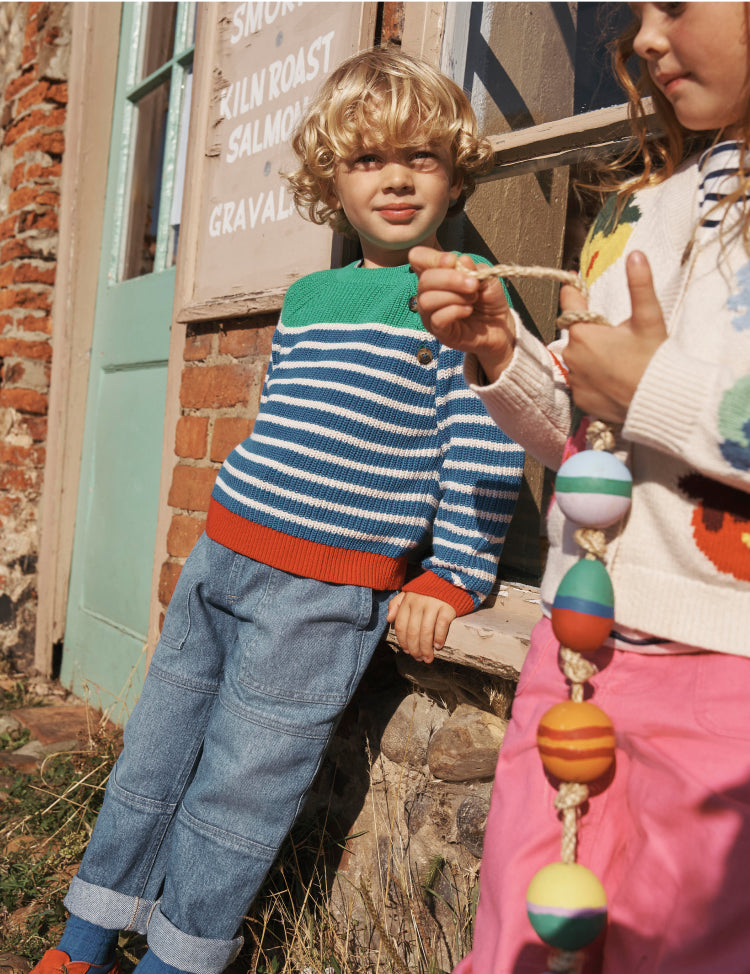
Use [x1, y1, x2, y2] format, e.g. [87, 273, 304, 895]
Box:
[697, 140, 747, 230]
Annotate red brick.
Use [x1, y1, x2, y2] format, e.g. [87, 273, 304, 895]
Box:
[180, 363, 250, 409]
[24, 415, 47, 441]
[0, 266, 14, 287]
[167, 464, 217, 513]
[17, 80, 50, 113]
[4, 68, 36, 102]
[219, 318, 275, 358]
[0, 388, 47, 414]
[5, 108, 64, 146]
[0, 241, 35, 265]
[0, 338, 53, 361]
[158, 561, 182, 607]
[0, 442, 32, 465]
[174, 415, 208, 459]
[21, 42, 39, 68]
[25, 161, 61, 181]
[10, 162, 26, 190]
[210, 417, 253, 463]
[0, 216, 18, 240]
[35, 190, 60, 208]
[13, 131, 65, 159]
[47, 82, 68, 104]
[8, 185, 38, 210]
[166, 514, 205, 558]
[0, 288, 51, 311]
[18, 209, 58, 235]
[14, 263, 56, 286]
[17, 313, 51, 334]
[183, 331, 212, 361]
[0, 467, 35, 491]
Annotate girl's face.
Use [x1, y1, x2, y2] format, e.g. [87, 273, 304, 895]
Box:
[633, 2, 749, 136]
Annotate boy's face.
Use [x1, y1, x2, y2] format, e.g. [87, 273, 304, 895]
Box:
[331, 143, 462, 268]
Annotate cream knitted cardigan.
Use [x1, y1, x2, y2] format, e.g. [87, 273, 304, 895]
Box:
[466, 148, 750, 655]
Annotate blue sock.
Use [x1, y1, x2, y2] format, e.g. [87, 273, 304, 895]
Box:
[135, 949, 189, 974]
[57, 914, 119, 967]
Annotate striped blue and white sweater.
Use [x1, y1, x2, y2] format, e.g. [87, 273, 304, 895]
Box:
[207, 259, 524, 615]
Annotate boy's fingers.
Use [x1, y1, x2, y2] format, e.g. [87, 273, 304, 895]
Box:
[559, 282, 588, 314]
[409, 246, 453, 272]
[626, 251, 667, 337]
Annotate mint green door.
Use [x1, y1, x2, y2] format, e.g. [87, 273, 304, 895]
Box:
[62, 2, 195, 718]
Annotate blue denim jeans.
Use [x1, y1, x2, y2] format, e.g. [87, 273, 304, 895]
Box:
[64, 534, 393, 974]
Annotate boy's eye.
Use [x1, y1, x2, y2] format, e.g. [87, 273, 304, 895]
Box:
[410, 150, 440, 170]
[353, 153, 380, 168]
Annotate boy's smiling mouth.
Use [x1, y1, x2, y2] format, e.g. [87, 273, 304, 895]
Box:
[377, 204, 419, 220]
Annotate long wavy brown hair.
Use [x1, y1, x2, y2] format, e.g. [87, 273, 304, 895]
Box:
[598, 4, 750, 247]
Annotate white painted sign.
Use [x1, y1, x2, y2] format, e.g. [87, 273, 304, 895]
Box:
[181, 2, 375, 321]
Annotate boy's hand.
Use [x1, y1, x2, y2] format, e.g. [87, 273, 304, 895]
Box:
[387, 591, 457, 663]
[561, 251, 667, 423]
[409, 247, 517, 383]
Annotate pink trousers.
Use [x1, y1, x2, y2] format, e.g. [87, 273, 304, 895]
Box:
[455, 617, 750, 974]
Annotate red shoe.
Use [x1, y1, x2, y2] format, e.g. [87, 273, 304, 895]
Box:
[30, 950, 121, 974]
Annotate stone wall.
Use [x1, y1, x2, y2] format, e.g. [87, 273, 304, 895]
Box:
[0, 2, 69, 671]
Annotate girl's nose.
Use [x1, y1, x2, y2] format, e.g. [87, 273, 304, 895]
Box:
[632, 5, 670, 60]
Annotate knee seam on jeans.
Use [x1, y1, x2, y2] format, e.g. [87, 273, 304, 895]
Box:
[218, 695, 332, 741]
[109, 771, 181, 815]
[177, 804, 279, 860]
[147, 662, 220, 696]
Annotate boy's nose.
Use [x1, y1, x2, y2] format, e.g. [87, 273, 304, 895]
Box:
[382, 162, 414, 191]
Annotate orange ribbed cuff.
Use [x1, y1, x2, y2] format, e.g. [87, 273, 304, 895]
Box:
[206, 499, 409, 591]
[402, 570, 476, 616]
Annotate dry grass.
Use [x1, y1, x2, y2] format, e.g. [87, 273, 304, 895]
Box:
[0, 670, 476, 973]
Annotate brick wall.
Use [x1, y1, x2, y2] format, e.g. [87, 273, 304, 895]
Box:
[0, 2, 69, 669]
[157, 317, 276, 624]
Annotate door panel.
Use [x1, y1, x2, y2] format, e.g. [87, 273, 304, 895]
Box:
[62, 2, 194, 718]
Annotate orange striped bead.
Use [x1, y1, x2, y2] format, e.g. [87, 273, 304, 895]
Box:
[537, 700, 615, 783]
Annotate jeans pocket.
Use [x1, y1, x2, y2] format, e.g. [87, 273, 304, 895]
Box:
[158, 579, 195, 650]
[237, 574, 374, 708]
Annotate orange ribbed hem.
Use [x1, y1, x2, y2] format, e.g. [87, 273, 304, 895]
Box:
[207, 499, 409, 591]
[402, 570, 476, 616]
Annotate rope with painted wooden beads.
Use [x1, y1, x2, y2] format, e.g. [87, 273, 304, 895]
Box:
[463, 261, 620, 974]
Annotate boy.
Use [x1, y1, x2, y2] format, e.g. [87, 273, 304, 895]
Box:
[33, 49, 523, 974]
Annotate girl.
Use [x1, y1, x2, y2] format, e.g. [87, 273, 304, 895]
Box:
[410, 4, 750, 973]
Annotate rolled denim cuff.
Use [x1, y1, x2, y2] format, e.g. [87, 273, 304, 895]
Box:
[148, 906, 243, 974]
[64, 875, 157, 934]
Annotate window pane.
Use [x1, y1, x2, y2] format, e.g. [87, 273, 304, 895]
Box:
[122, 79, 170, 280]
[167, 68, 193, 268]
[140, 2, 178, 80]
[574, 4, 633, 114]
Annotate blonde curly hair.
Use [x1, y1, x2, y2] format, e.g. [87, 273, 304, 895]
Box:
[285, 48, 494, 237]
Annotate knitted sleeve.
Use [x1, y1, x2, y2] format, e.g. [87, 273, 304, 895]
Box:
[464, 320, 572, 472]
[402, 344, 525, 614]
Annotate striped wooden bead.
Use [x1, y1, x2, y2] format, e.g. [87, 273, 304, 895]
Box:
[537, 700, 615, 783]
[526, 862, 607, 950]
[551, 558, 614, 653]
[555, 450, 632, 528]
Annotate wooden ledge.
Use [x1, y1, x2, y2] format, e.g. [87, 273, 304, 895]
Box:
[386, 582, 541, 681]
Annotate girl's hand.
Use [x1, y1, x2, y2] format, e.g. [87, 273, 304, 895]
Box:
[409, 247, 516, 383]
[561, 251, 668, 423]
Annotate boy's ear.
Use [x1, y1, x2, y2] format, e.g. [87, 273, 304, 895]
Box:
[449, 172, 464, 202]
